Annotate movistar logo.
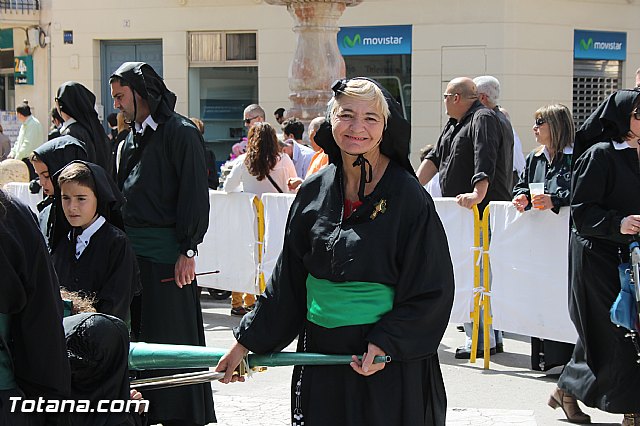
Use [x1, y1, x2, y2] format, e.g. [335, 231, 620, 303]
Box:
[580, 38, 593, 51]
[342, 33, 404, 49]
[343, 34, 361, 49]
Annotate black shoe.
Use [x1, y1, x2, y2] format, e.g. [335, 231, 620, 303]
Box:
[496, 343, 504, 353]
[230, 306, 249, 316]
[455, 345, 497, 359]
[456, 325, 465, 332]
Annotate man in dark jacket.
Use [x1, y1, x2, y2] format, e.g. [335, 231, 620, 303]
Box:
[416, 77, 512, 359]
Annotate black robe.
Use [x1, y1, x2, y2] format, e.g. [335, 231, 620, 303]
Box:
[52, 222, 138, 323]
[558, 141, 640, 413]
[0, 192, 70, 425]
[33, 136, 89, 252]
[236, 161, 455, 426]
[117, 115, 209, 255]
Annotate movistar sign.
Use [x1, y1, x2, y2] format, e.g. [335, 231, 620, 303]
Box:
[574, 29, 626, 61]
[338, 25, 412, 56]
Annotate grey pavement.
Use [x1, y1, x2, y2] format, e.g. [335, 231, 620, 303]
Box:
[195, 292, 622, 426]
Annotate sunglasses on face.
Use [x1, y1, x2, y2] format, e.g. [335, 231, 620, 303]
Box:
[534, 117, 546, 127]
[443, 93, 457, 100]
[244, 116, 259, 124]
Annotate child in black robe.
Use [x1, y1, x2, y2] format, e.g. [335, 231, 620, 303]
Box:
[30, 135, 88, 251]
[52, 161, 139, 323]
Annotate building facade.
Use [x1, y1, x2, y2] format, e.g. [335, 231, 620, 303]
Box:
[3, 0, 639, 163]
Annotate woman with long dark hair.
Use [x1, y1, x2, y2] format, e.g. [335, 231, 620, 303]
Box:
[223, 121, 297, 196]
[223, 121, 297, 315]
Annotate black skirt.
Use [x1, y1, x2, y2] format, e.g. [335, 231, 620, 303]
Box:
[136, 259, 216, 425]
[290, 321, 446, 426]
[530, 338, 574, 371]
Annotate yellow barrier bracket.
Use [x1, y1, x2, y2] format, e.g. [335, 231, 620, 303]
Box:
[469, 205, 493, 369]
[470, 205, 481, 364]
[481, 205, 491, 369]
[253, 196, 267, 294]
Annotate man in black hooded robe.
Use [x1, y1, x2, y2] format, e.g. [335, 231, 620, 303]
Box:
[109, 62, 214, 426]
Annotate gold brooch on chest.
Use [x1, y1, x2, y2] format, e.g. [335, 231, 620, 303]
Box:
[370, 199, 387, 220]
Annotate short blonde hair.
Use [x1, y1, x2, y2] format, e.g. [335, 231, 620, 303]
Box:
[328, 79, 390, 125]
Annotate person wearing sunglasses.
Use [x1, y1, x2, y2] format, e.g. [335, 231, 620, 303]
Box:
[512, 105, 574, 214]
[551, 89, 640, 425]
[243, 104, 266, 128]
[417, 76, 513, 360]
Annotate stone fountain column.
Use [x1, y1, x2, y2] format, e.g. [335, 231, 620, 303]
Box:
[265, 0, 363, 126]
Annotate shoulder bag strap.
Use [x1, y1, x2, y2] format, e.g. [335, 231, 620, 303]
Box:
[266, 174, 284, 193]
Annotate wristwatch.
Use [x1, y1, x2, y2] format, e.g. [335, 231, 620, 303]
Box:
[184, 249, 196, 258]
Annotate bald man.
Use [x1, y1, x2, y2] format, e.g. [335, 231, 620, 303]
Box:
[417, 77, 510, 213]
[416, 77, 512, 359]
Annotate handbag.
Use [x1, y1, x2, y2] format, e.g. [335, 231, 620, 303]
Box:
[610, 262, 640, 333]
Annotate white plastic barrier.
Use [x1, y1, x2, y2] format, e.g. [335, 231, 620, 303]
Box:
[196, 191, 259, 294]
[489, 202, 577, 343]
[3, 182, 42, 213]
[261, 193, 296, 284]
[432, 198, 476, 324]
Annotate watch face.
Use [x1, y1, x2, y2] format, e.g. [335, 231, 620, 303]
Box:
[186, 249, 195, 258]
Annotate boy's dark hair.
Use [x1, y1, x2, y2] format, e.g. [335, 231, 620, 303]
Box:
[16, 102, 31, 117]
[57, 163, 97, 196]
[282, 118, 304, 140]
[274, 108, 285, 118]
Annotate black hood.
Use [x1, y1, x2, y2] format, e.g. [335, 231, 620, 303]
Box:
[34, 135, 88, 177]
[64, 313, 130, 426]
[54, 160, 125, 230]
[574, 88, 640, 160]
[110, 61, 176, 123]
[314, 77, 415, 179]
[56, 82, 111, 167]
[56, 82, 99, 133]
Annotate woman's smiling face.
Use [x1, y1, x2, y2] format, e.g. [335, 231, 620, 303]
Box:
[331, 97, 385, 156]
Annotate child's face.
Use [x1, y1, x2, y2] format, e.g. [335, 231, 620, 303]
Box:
[32, 160, 53, 196]
[60, 181, 98, 230]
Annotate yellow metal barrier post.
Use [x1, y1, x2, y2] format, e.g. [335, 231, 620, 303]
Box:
[481, 205, 492, 369]
[253, 196, 267, 294]
[470, 205, 482, 364]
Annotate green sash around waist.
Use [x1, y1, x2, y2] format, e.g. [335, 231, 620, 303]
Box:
[125, 226, 180, 265]
[306, 274, 394, 329]
[0, 313, 16, 390]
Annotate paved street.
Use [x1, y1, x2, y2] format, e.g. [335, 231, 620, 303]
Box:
[198, 292, 621, 425]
